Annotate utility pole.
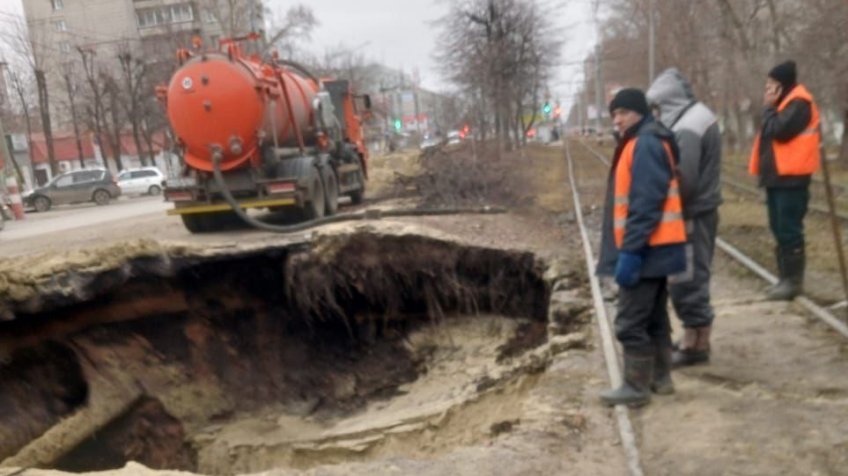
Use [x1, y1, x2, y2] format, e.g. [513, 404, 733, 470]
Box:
[648, 0, 656, 84]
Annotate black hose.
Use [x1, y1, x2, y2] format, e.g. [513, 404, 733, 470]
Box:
[210, 154, 506, 233]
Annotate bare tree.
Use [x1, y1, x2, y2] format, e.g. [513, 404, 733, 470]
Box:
[60, 62, 87, 169]
[118, 50, 151, 166]
[102, 73, 125, 171]
[3, 17, 58, 175]
[7, 68, 37, 183]
[78, 47, 117, 171]
[437, 0, 563, 151]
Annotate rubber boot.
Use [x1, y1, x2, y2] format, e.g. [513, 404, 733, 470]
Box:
[600, 352, 653, 407]
[672, 326, 711, 368]
[766, 246, 785, 294]
[651, 337, 675, 395]
[767, 247, 804, 301]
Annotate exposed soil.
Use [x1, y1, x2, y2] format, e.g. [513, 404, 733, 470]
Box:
[0, 200, 624, 476]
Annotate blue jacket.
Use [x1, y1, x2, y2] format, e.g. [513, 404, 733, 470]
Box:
[596, 115, 687, 277]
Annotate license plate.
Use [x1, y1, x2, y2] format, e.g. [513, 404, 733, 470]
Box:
[166, 191, 194, 202]
[166, 177, 197, 188]
[266, 182, 296, 194]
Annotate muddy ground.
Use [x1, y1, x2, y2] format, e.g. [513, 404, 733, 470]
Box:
[2, 140, 847, 476]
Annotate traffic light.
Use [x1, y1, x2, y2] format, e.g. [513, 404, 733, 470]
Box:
[553, 105, 562, 119]
[542, 102, 552, 116]
[393, 119, 402, 131]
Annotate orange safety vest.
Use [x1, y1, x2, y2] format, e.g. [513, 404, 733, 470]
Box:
[613, 137, 686, 249]
[749, 84, 821, 177]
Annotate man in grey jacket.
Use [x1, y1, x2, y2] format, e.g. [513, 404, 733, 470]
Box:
[647, 68, 722, 367]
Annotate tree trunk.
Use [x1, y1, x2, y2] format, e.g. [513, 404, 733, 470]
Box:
[141, 123, 156, 170]
[107, 87, 124, 172]
[35, 70, 58, 176]
[63, 74, 86, 169]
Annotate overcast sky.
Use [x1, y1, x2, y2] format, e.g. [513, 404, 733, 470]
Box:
[269, 0, 596, 109]
[0, 0, 596, 110]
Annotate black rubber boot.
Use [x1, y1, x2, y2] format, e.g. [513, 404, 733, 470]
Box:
[671, 327, 711, 368]
[651, 337, 675, 395]
[768, 247, 804, 301]
[600, 352, 653, 407]
[766, 246, 784, 294]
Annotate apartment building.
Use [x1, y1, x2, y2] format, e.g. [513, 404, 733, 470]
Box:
[24, 0, 263, 63]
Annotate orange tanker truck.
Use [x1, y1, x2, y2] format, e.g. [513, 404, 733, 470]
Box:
[159, 34, 370, 233]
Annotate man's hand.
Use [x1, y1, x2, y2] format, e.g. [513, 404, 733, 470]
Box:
[763, 84, 782, 107]
[614, 251, 643, 288]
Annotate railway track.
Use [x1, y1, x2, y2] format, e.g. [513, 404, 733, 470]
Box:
[720, 165, 848, 222]
[565, 136, 848, 475]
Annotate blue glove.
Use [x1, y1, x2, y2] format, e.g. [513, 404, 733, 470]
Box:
[615, 251, 643, 288]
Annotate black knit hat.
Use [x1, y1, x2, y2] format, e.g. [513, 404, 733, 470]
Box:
[768, 60, 797, 89]
[609, 88, 649, 116]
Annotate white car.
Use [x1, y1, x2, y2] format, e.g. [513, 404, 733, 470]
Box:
[117, 167, 165, 196]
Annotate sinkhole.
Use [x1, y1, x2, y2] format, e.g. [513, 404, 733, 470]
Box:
[0, 231, 588, 475]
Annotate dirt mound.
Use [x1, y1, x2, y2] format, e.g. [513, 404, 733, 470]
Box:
[375, 142, 561, 211]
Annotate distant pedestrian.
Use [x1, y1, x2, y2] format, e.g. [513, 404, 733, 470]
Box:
[749, 60, 820, 300]
[647, 68, 722, 367]
[597, 88, 687, 406]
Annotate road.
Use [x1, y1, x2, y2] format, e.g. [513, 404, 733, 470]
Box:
[0, 197, 170, 243]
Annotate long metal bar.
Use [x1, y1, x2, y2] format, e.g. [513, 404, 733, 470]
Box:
[565, 139, 644, 476]
[816, 147, 848, 321]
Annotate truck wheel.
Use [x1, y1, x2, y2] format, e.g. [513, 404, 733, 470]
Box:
[34, 196, 51, 212]
[303, 167, 326, 220]
[349, 169, 365, 205]
[322, 166, 339, 216]
[181, 212, 242, 233]
[181, 214, 210, 233]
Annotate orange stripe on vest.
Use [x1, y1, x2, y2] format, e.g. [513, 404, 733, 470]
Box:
[749, 84, 821, 177]
[613, 137, 686, 249]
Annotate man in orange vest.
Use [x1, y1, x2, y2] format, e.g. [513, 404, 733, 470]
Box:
[597, 89, 687, 407]
[749, 60, 820, 300]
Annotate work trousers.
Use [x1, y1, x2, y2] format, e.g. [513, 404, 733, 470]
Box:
[615, 278, 671, 355]
[669, 211, 719, 329]
[766, 187, 809, 250]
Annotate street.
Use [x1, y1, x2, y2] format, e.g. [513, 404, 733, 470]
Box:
[1, 196, 169, 244]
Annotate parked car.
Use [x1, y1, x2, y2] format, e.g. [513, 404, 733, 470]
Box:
[446, 131, 462, 145]
[23, 168, 121, 212]
[420, 137, 441, 151]
[117, 167, 165, 196]
[0, 195, 12, 227]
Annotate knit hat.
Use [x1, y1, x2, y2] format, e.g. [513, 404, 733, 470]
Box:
[609, 88, 650, 116]
[768, 60, 797, 89]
